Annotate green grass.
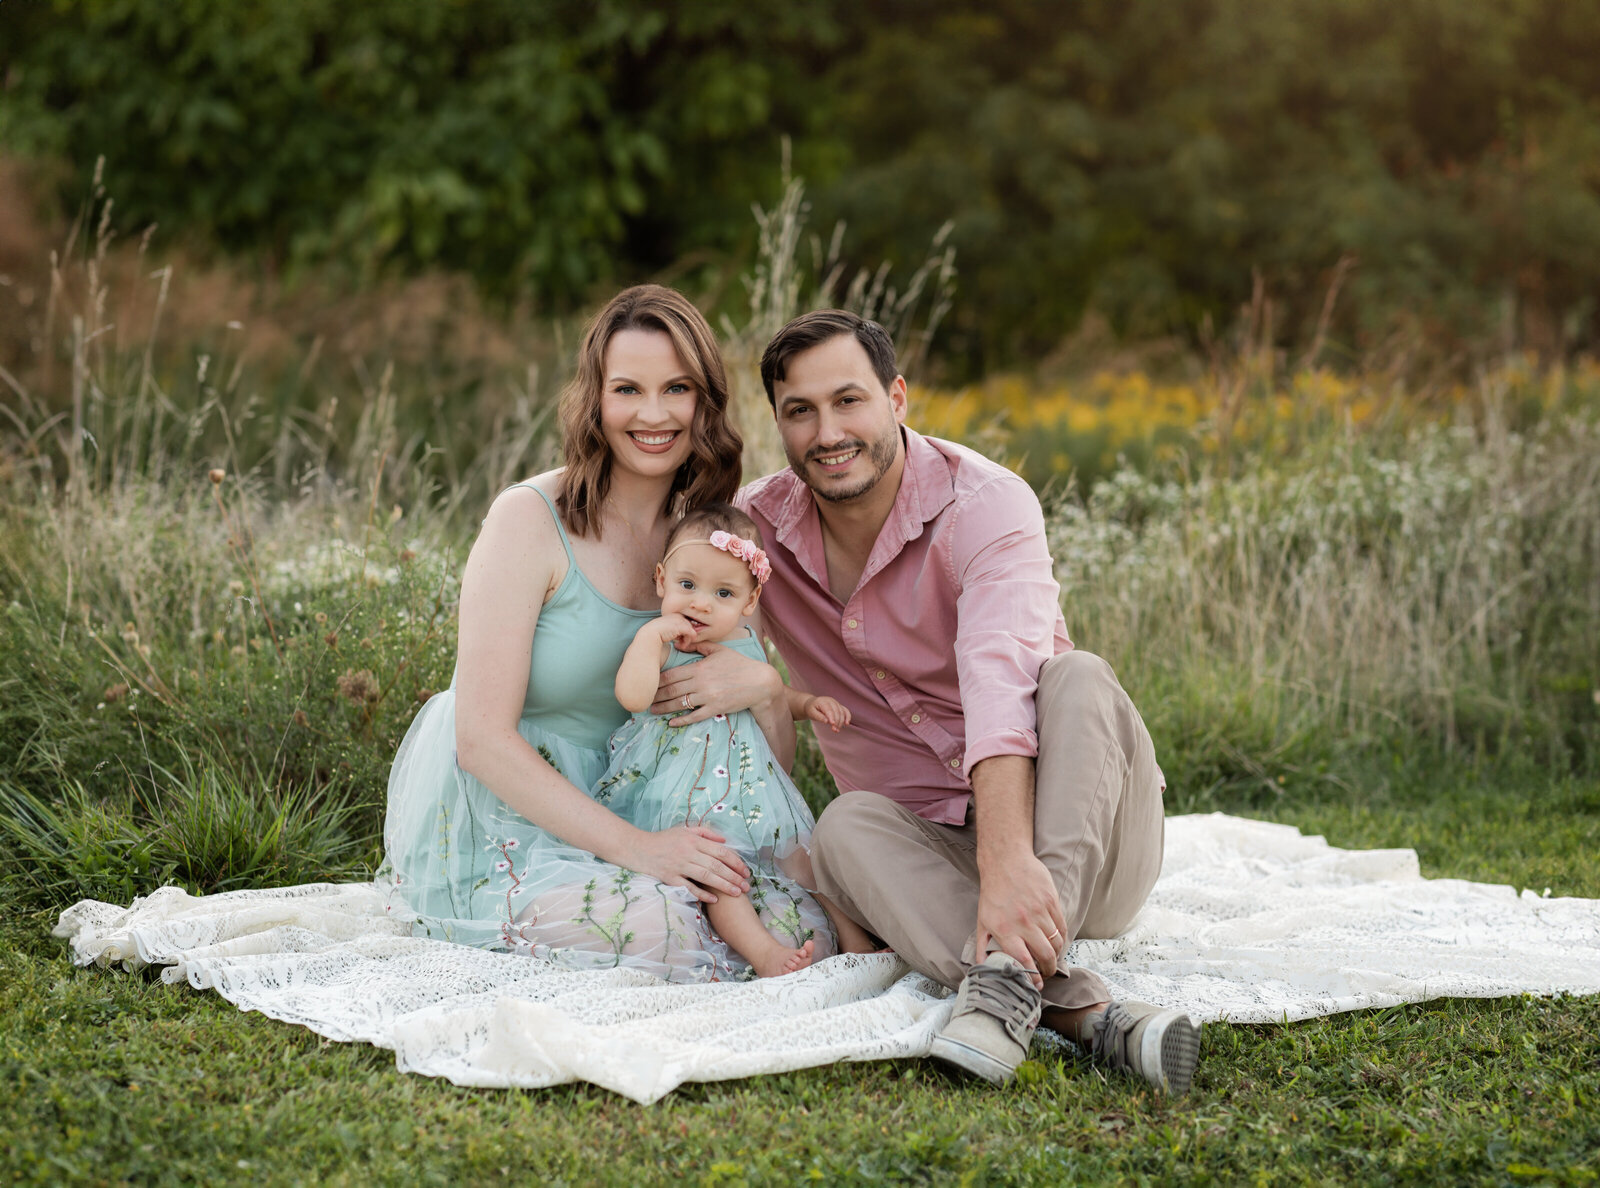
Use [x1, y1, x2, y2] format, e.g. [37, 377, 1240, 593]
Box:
[3, 764, 1596, 1187]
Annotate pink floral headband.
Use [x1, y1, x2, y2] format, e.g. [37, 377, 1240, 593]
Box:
[660, 530, 772, 585]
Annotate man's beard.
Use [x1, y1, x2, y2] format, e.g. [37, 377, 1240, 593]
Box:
[787, 422, 901, 504]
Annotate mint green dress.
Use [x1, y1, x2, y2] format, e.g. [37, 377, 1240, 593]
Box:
[596, 631, 819, 888]
[377, 484, 834, 981]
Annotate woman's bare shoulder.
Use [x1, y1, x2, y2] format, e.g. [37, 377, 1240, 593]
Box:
[483, 469, 564, 532]
[471, 470, 570, 598]
[508, 468, 564, 497]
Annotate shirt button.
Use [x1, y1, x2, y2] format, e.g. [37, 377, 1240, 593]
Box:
[875, 670, 886, 680]
[910, 713, 921, 723]
[846, 618, 858, 629]
[950, 759, 961, 768]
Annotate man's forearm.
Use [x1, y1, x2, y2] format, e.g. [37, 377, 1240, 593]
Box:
[971, 754, 1038, 874]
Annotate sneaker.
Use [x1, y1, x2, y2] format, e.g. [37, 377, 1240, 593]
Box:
[1086, 1001, 1202, 1094]
[929, 952, 1043, 1085]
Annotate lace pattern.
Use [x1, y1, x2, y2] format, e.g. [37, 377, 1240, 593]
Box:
[54, 813, 1600, 1104]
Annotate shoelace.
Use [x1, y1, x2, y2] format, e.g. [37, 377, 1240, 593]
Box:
[965, 962, 1043, 1045]
[1088, 1000, 1139, 1067]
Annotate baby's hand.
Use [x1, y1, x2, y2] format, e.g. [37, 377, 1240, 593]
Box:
[654, 613, 701, 650]
[806, 695, 851, 733]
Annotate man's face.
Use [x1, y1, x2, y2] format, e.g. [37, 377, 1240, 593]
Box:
[771, 334, 907, 504]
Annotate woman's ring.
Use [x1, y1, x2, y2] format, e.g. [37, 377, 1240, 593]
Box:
[681, 695, 691, 709]
[1047, 928, 1062, 941]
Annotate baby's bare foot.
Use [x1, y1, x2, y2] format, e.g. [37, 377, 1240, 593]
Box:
[749, 937, 815, 978]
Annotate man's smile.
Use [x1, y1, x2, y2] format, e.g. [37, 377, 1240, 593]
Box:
[811, 446, 862, 471]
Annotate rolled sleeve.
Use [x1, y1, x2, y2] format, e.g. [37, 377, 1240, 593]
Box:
[951, 477, 1066, 780]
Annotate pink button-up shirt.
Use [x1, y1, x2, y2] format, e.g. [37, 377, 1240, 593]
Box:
[739, 429, 1071, 825]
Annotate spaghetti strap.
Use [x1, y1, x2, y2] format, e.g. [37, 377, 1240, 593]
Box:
[507, 481, 576, 566]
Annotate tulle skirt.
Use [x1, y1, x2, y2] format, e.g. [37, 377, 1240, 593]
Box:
[378, 689, 835, 981]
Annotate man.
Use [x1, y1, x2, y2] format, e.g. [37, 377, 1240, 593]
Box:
[657, 310, 1199, 1091]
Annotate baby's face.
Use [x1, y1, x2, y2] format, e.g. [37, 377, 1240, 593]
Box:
[655, 542, 760, 642]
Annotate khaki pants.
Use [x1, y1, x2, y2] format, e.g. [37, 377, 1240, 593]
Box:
[810, 650, 1164, 1011]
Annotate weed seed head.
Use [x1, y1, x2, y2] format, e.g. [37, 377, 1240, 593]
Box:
[337, 668, 380, 705]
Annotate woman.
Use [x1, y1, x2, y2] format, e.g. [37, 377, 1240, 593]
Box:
[379, 285, 836, 980]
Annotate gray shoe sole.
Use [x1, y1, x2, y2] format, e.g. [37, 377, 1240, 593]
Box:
[928, 1033, 1020, 1086]
[1141, 1013, 1202, 1094]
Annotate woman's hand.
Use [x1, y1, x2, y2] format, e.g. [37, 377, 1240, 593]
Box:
[651, 641, 783, 726]
[625, 825, 752, 903]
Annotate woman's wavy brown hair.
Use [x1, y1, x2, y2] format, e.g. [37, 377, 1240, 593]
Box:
[556, 285, 742, 538]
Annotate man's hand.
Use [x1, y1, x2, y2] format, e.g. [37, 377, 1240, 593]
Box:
[650, 640, 782, 726]
[969, 754, 1066, 989]
[972, 850, 1068, 989]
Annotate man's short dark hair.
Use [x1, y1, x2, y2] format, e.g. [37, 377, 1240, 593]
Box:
[759, 310, 899, 409]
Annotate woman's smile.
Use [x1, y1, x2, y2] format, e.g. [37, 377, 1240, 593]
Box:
[626, 429, 684, 454]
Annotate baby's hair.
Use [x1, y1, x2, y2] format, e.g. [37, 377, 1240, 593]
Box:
[662, 502, 764, 556]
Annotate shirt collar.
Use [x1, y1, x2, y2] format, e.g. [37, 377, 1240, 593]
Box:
[896, 426, 957, 534]
[856, 427, 955, 587]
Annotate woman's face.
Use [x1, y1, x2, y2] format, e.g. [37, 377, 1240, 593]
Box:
[599, 328, 699, 486]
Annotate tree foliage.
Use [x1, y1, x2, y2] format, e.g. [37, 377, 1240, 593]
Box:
[0, 0, 840, 301]
[4, 0, 1599, 370]
[827, 0, 1600, 366]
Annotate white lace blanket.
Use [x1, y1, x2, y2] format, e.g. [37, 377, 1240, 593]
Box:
[54, 813, 1600, 1104]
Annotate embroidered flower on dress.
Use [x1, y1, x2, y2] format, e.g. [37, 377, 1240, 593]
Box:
[494, 860, 511, 873]
[713, 765, 729, 780]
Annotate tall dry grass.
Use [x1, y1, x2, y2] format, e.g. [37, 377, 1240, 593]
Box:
[1, 166, 1596, 908]
[1053, 385, 1600, 798]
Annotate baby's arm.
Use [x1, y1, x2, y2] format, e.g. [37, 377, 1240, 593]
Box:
[615, 615, 696, 712]
[786, 689, 851, 733]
